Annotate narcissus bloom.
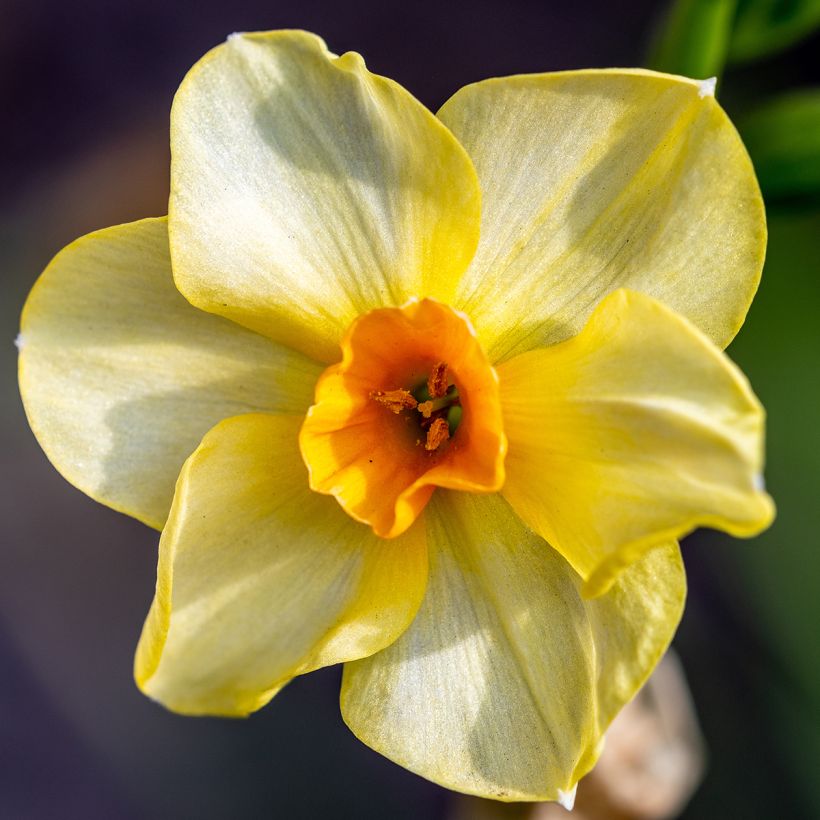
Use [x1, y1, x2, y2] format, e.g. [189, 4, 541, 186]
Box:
[19, 30, 774, 803]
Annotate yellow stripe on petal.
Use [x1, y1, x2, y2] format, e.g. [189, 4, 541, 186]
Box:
[340, 492, 685, 801]
[169, 30, 481, 363]
[136, 413, 427, 716]
[498, 289, 774, 596]
[18, 218, 320, 529]
[438, 69, 766, 362]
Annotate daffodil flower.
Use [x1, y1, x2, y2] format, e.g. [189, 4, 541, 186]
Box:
[18, 30, 774, 804]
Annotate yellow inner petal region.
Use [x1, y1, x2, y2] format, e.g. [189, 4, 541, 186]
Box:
[299, 299, 507, 538]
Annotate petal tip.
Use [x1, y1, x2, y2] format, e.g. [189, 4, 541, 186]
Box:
[698, 77, 717, 99]
[557, 784, 578, 811]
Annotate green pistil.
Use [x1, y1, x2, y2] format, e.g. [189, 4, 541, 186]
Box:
[446, 404, 463, 433]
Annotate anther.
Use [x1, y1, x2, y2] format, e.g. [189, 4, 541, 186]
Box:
[428, 362, 449, 398]
[425, 417, 450, 451]
[371, 389, 418, 414]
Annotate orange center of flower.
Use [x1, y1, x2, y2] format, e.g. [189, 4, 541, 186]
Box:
[299, 298, 507, 537]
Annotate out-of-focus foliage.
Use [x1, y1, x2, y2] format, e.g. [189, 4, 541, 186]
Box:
[650, 0, 820, 77]
[648, 0, 737, 78]
[739, 90, 820, 197]
[729, 0, 820, 63]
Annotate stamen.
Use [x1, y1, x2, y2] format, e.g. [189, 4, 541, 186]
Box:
[371, 362, 458, 449]
[428, 362, 449, 398]
[425, 417, 450, 451]
[371, 389, 418, 414]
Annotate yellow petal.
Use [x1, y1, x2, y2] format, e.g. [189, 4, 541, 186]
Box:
[438, 69, 766, 362]
[340, 492, 685, 801]
[498, 289, 774, 596]
[136, 413, 427, 716]
[169, 30, 481, 363]
[18, 218, 320, 529]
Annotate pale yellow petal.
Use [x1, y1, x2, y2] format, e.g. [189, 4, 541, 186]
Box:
[498, 289, 774, 596]
[438, 69, 766, 362]
[341, 492, 684, 801]
[170, 30, 481, 363]
[18, 218, 320, 529]
[136, 413, 427, 716]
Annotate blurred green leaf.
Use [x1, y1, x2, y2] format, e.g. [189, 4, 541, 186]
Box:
[729, 0, 820, 63]
[738, 89, 820, 197]
[648, 0, 737, 80]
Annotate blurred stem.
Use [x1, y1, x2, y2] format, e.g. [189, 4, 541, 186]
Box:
[648, 0, 738, 81]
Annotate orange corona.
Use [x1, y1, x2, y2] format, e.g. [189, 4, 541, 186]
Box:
[299, 299, 507, 537]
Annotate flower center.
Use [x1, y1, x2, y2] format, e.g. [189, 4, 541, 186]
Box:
[299, 299, 507, 537]
[370, 361, 462, 451]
